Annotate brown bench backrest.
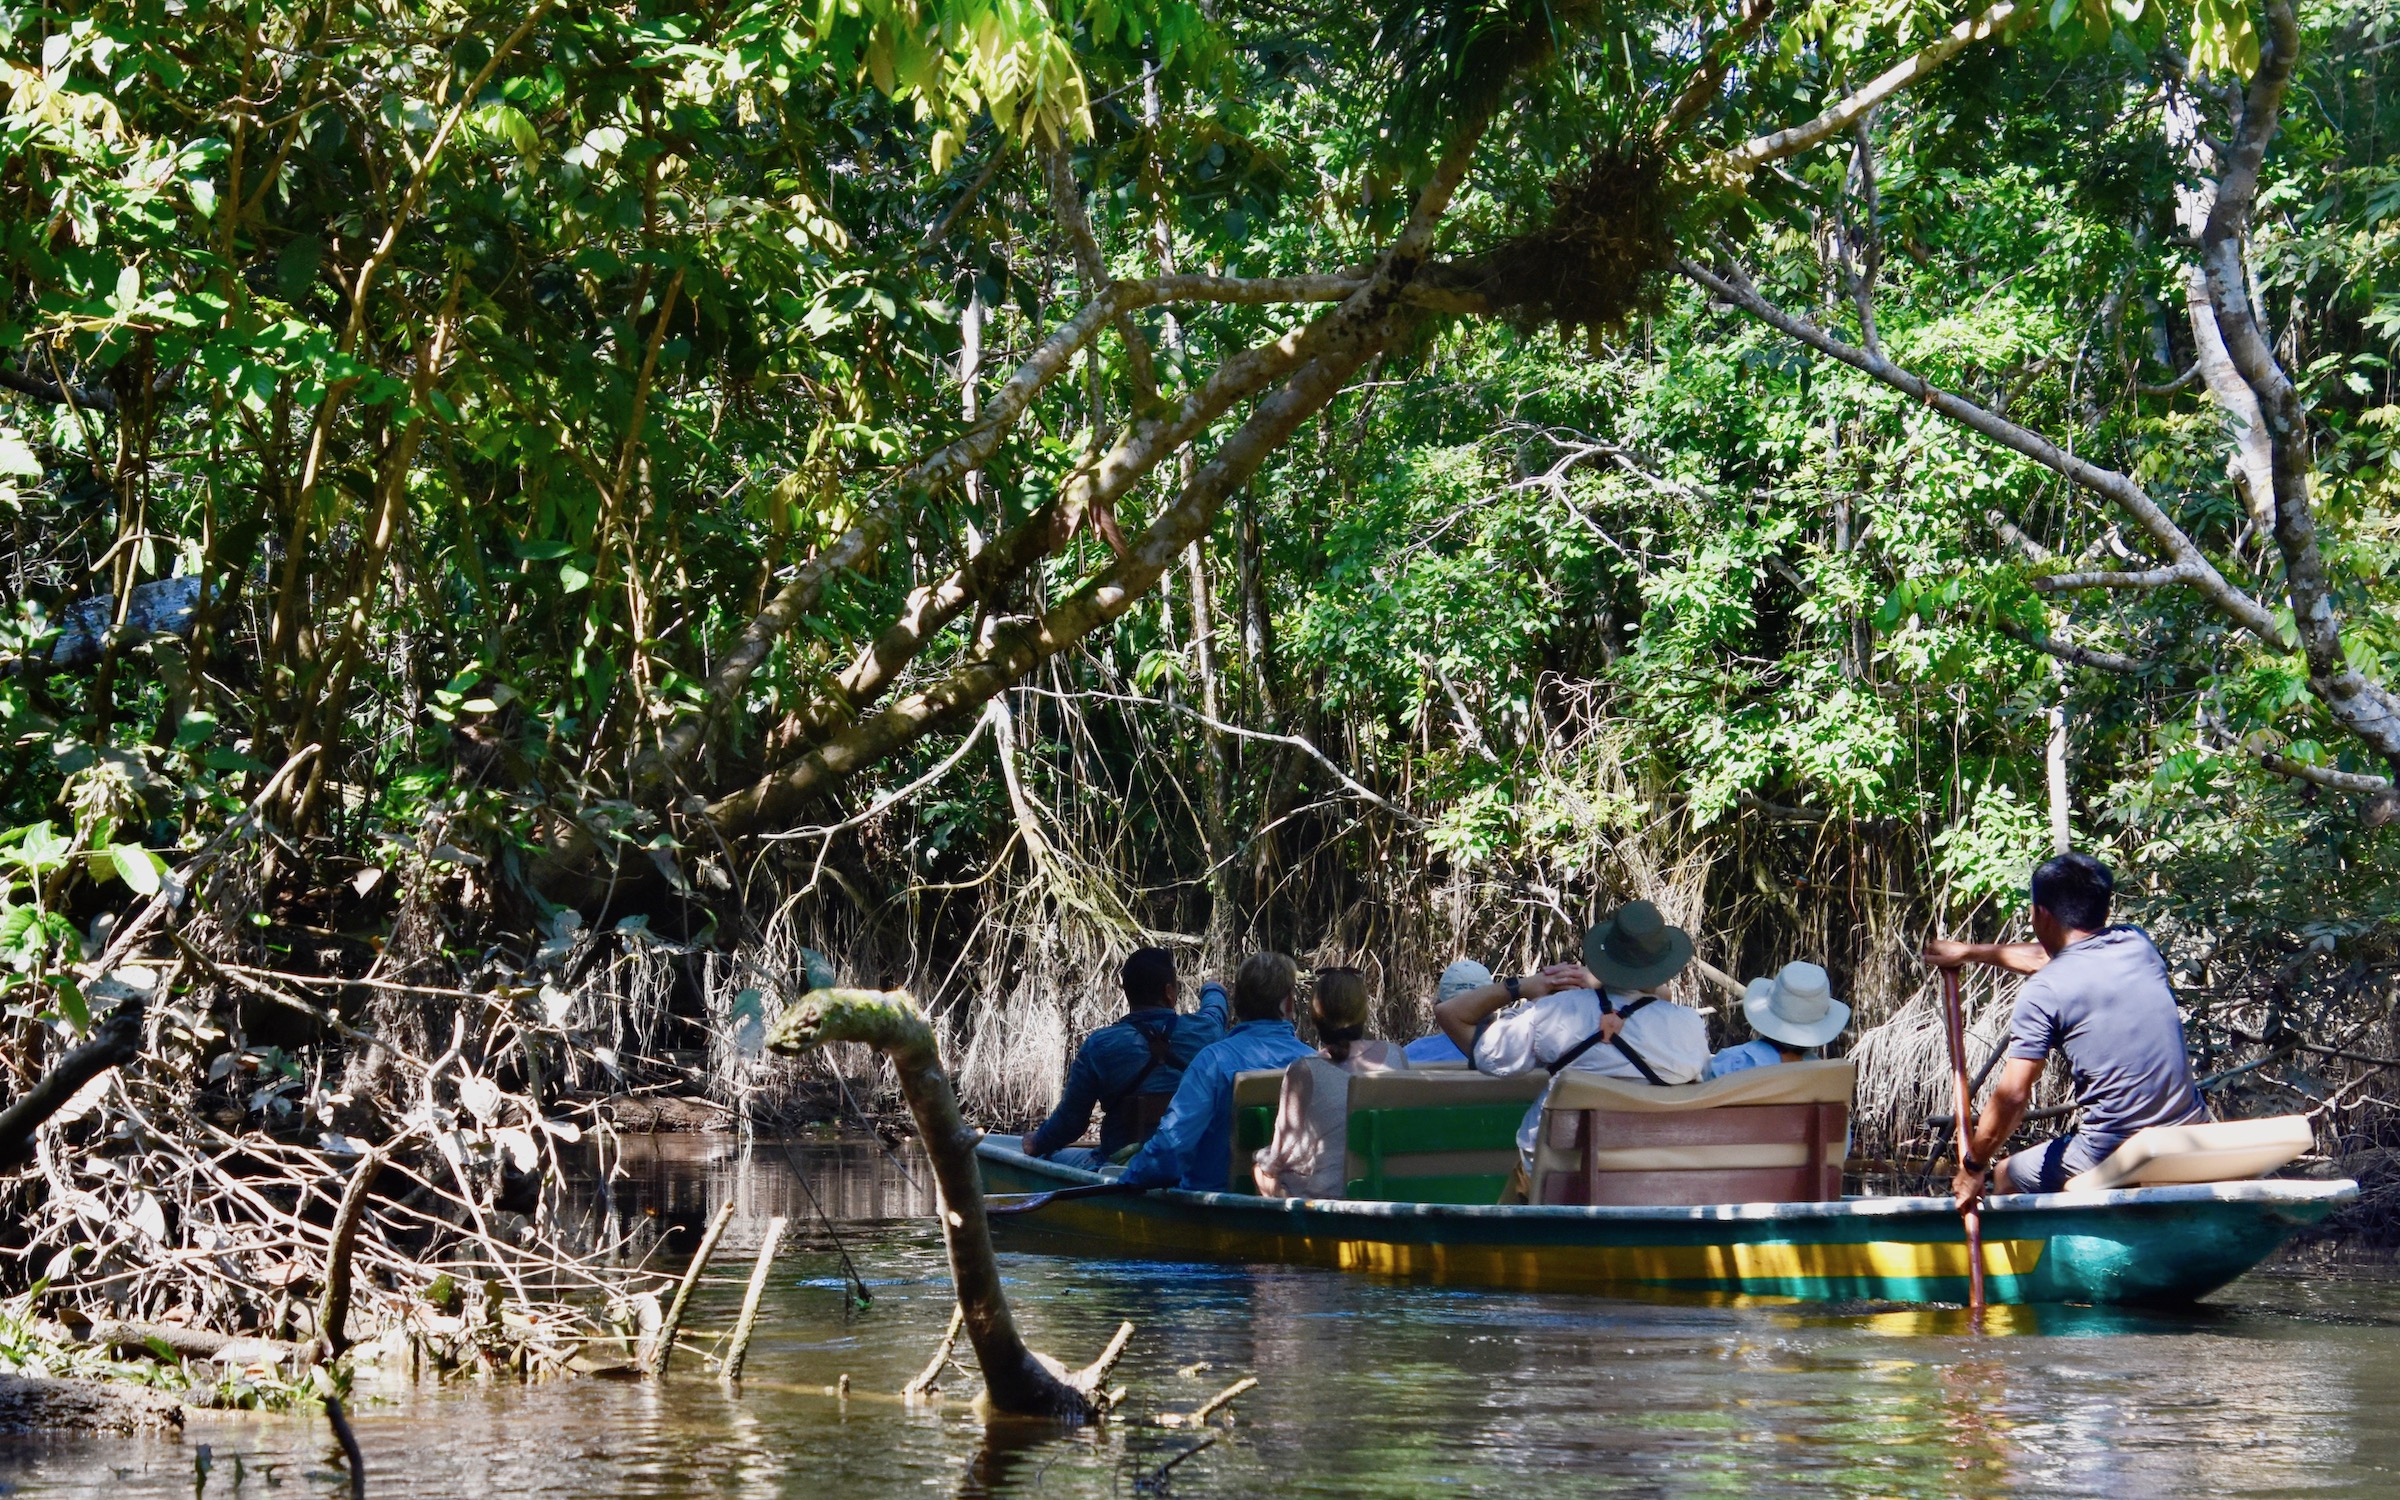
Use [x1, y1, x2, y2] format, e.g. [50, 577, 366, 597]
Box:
[1531, 1060, 1855, 1207]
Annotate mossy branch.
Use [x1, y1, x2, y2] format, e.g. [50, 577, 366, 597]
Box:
[769, 987, 1102, 1421]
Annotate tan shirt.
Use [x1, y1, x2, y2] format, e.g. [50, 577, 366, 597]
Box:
[1251, 1044, 1411, 1199]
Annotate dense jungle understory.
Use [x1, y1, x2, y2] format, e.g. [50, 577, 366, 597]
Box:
[5, 0, 2400, 1398]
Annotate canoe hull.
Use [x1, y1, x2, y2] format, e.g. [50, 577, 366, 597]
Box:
[977, 1144, 2354, 1306]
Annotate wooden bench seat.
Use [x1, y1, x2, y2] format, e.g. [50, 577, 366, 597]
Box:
[1343, 1071, 1548, 1203]
[1532, 1060, 1855, 1207]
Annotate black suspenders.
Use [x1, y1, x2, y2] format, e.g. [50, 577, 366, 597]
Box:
[1546, 995, 1668, 1085]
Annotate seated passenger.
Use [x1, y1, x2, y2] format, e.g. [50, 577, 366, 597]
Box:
[1119, 952, 1316, 1193]
[1927, 851, 2206, 1204]
[1704, 961, 1851, 1078]
[1254, 967, 1412, 1198]
[1402, 959, 1491, 1063]
[1019, 948, 1229, 1171]
[1432, 901, 1712, 1183]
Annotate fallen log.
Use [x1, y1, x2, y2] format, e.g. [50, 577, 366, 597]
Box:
[86, 1319, 312, 1367]
[0, 1374, 185, 1434]
[767, 987, 1120, 1421]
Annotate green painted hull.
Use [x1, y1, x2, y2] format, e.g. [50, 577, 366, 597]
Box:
[978, 1143, 2354, 1306]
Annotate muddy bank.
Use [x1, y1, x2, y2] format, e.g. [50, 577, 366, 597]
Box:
[0, 1375, 184, 1436]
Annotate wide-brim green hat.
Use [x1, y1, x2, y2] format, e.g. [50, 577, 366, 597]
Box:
[1582, 900, 1694, 991]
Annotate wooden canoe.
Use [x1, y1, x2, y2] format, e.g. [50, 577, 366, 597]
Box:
[976, 1142, 2355, 1306]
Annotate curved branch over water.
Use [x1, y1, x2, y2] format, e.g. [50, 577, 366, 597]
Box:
[765, 987, 1101, 1420]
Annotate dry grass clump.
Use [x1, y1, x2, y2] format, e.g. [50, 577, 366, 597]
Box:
[1456, 148, 1683, 335]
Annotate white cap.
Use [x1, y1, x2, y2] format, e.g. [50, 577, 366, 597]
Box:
[1437, 959, 1494, 1003]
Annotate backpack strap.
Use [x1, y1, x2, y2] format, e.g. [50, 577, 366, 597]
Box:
[1116, 1020, 1176, 1099]
[1112, 1021, 1180, 1143]
[1547, 995, 1668, 1085]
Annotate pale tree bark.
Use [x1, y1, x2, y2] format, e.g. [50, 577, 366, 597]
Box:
[2164, 87, 2278, 532]
[2194, 0, 2400, 773]
[2184, 265, 2277, 532]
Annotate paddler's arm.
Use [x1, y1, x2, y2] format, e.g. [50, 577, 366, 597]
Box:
[1922, 939, 2050, 975]
[1954, 1056, 2042, 1208]
[1432, 963, 1611, 1059]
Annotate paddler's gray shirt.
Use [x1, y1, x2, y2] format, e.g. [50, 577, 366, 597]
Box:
[2007, 926, 2205, 1152]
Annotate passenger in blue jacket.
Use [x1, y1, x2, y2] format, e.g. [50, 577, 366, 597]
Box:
[1118, 952, 1315, 1193]
[1019, 948, 1229, 1171]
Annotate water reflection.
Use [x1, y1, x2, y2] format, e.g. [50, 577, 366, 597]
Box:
[7, 1142, 2399, 1498]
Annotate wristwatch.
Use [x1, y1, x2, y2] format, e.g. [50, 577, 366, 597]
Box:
[1960, 1155, 1986, 1175]
[1504, 974, 1522, 1002]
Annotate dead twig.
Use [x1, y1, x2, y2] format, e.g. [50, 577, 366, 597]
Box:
[903, 1303, 965, 1398]
[720, 1216, 786, 1383]
[646, 1200, 735, 1377]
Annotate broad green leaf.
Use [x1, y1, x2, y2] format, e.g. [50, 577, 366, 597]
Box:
[106, 842, 164, 896]
[0, 431, 39, 478]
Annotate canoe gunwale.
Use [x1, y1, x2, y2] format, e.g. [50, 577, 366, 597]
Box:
[975, 1142, 2359, 1225]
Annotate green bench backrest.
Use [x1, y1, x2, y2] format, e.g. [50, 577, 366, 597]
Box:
[1227, 1066, 1548, 1204]
[1345, 1071, 1549, 1205]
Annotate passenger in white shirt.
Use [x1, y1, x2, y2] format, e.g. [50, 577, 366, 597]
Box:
[1432, 902, 1713, 1173]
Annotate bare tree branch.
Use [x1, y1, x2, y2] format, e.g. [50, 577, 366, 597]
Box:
[1026, 687, 1425, 827]
[1678, 255, 2291, 649]
[1993, 620, 2150, 674]
[2033, 564, 2195, 592]
[0, 367, 120, 415]
[2259, 753, 2391, 794]
[1717, 2, 2019, 173]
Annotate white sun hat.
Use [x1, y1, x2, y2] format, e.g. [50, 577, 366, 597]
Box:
[1742, 961, 1851, 1049]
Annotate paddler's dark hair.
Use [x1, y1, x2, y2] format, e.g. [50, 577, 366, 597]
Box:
[2031, 852, 2113, 932]
[1232, 952, 1299, 1022]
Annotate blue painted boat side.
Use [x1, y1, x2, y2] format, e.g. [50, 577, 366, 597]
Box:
[975, 1142, 2355, 1306]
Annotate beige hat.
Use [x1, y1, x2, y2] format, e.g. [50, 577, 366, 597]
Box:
[1742, 961, 1850, 1049]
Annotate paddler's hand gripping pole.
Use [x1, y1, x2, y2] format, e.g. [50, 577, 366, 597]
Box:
[1939, 964, 1987, 1314]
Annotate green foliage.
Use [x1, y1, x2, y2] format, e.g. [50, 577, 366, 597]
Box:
[2, 0, 2399, 1011]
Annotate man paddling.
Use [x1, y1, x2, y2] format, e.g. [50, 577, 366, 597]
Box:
[1925, 851, 2206, 1206]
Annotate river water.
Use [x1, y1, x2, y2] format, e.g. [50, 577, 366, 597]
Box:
[8, 1139, 2399, 1498]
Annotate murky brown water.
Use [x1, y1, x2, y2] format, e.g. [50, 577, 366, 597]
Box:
[7, 1138, 2399, 1497]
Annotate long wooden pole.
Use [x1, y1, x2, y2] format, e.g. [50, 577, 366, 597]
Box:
[1939, 966, 1986, 1313]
